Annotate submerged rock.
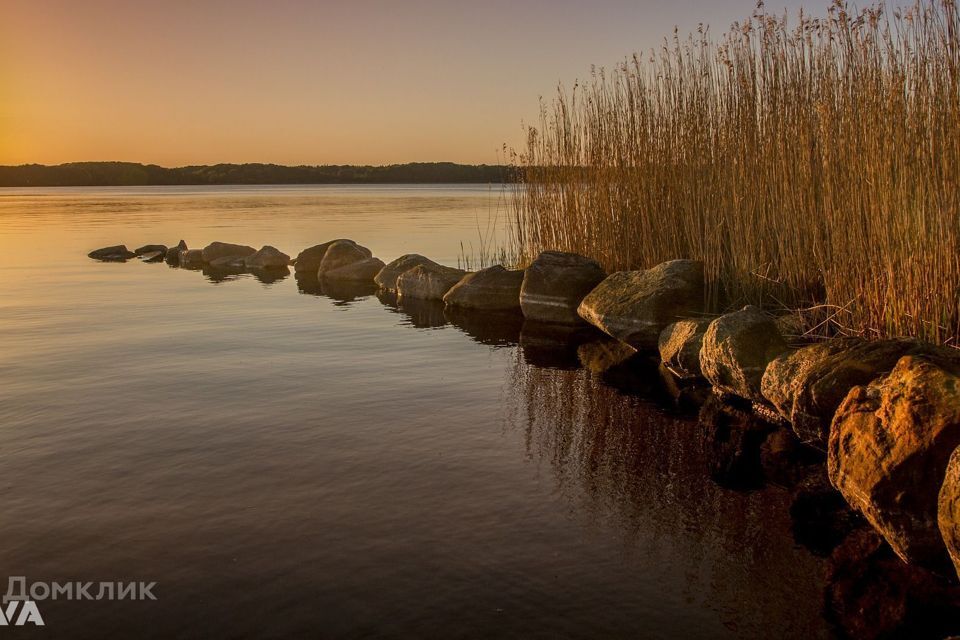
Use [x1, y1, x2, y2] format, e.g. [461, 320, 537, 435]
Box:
[825, 528, 960, 640]
[201, 242, 256, 264]
[165, 240, 187, 265]
[244, 245, 291, 269]
[700, 306, 789, 403]
[762, 337, 960, 446]
[939, 447, 960, 580]
[323, 257, 386, 283]
[577, 260, 704, 350]
[317, 240, 374, 276]
[375, 254, 440, 292]
[443, 265, 524, 311]
[520, 251, 606, 325]
[397, 263, 465, 300]
[134, 244, 167, 257]
[828, 356, 960, 570]
[659, 319, 712, 378]
[88, 245, 135, 261]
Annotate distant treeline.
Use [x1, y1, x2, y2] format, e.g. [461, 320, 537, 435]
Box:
[0, 162, 517, 187]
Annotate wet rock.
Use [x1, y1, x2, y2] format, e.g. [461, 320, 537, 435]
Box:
[88, 245, 135, 261]
[789, 466, 862, 556]
[139, 251, 165, 262]
[179, 249, 205, 268]
[940, 447, 960, 580]
[657, 364, 711, 410]
[375, 254, 440, 292]
[828, 356, 960, 570]
[397, 263, 466, 300]
[317, 240, 374, 276]
[134, 244, 167, 257]
[577, 339, 638, 374]
[762, 337, 960, 446]
[698, 394, 775, 489]
[577, 260, 704, 350]
[520, 251, 606, 325]
[201, 242, 256, 264]
[443, 265, 524, 311]
[165, 240, 187, 264]
[293, 239, 359, 274]
[700, 306, 789, 403]
[244, 246, 291, 269]
[323, 257, 386, 283]
[759, 427, 823, 489]
[658, 319, 712, 378]
[208, 255, 246, 268]
[825, 528, 960, 640]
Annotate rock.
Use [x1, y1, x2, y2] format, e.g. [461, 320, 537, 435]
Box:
[134, 244, 167, 257]
[576, 260, 704, 349]
[88, 245, 135, 261]
[940, 447, 960, 580]
[577, 339, 638, 374]
[762, 337, 960, 446]
[760, 427, 823, 489]
[139, 251, 165, 262]
[316, 240, 373, 276]
[658, 319, 712, 378]
[244, 246, 291, 269]
[825, 528, 960, 639]
[201, 242, 256, 263]
[208, 256, 246, 268]
[323, 257, 386, 283]
[519, 251, 606, 324]
[179, 249, 205, 268]
[443, 265, 524, 311]
[293, 240, 354, 274]
[397, 263, 466, 300]
[374, 254, 440, 291]
[828, 356, 960, 570]
[165, 240, 187, 264]
[699, 306, 789, 403]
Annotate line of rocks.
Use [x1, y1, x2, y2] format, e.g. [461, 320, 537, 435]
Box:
[91, 241, 960, 632]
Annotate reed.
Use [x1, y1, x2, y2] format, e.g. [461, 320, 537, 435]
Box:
[512, 0, 960, 344]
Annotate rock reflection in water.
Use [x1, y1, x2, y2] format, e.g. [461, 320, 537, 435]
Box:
[505, 357, 831, 637]
[294, 272, 377, 304]
[376, 290, 449, 329]
[443, 307, 523, 346]
[519, 321, 601, 370]
[250, 266, 290, 285]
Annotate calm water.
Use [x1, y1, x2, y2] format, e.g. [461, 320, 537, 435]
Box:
[0, 185, 832, 638]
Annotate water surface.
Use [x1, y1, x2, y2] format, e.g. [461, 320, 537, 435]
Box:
[0, 185, 832, 638]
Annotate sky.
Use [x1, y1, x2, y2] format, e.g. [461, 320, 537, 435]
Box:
[1, 0, 835, 167]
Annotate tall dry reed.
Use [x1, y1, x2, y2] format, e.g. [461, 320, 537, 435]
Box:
[513, 0, 960, 344]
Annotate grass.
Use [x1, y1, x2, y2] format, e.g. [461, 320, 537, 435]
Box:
[511, 0, 960, 345]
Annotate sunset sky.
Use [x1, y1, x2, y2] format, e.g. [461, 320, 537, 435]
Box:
[3, 0, 833, 167]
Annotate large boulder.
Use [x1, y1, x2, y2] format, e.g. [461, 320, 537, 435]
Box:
[88, 245, 135, 261]
[442, 265, 524, 311]
[179, 249, 205, 268]
[762, 338, 960, 446]
[201, 242, 256, 263]
[828, 356, 960, 570]
[940, 447, 960, 580]
[323, 257, 386, 283]
[658, 319, 712, 378]
[244, 246, 291, 269]
[576, 260, 704, 349]
[134, 244, 167, 257]
[165, 240, 187, 264]
[294, 240, 350, 273]
[375, 254, 440, 291]
[519, 251, 606, 325]
[397, 263, 466, 300]
[317, 240, 373, 276]
[699, 306, 789, 402]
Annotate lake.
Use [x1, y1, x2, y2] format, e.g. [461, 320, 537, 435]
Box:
[0, 185, 832, 638]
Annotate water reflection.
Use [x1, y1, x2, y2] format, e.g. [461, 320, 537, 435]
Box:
[443, 307, 524, 346]
[375, 292, 449, 329]
[294, 272, 377, 303]
[519, 321, 601, 370]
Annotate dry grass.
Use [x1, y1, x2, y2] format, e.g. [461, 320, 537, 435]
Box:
[512, 0, 960, 344]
